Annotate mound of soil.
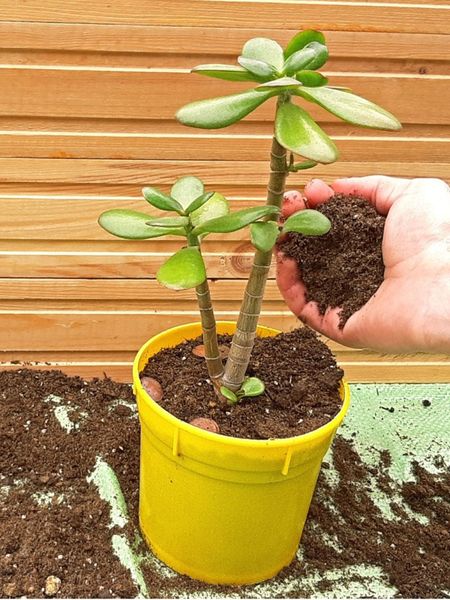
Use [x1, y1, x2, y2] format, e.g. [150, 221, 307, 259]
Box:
[279, 194, 385, 327]
[140, 327, 344, 440]
[0, 368, 448, 598]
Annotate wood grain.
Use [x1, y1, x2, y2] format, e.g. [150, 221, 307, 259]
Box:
[0, 23, 447, 57]
[0, 5, 448, 382]
[1, 0, 449, 33]
[0, 68, 448, 124]
[0, 133, 448, 162]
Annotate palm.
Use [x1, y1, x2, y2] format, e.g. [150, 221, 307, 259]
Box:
[277, 176, 450, 353]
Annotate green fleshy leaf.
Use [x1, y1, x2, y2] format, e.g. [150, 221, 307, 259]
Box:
[242, 37, 284, 71]
[146, 216, 189, 228]
[156, 247, 206, 290]
[282, 209, 331, 236]
[256, 76, 301, 90]
[284, 30, 326, 59]
[283, 42, 328, 76]
[296, 70, 328, 87]
[176, 89, 275, 129]
[192, 205, 279, 236]
[189, 192, 230, 228]
[250, 221, 280, 252]
[98, 209, 185, 240]
[296, 86, 402, 130]
[275, 102, 338, 164]
[220, 386, 239, 405]
[185, 191, 215, 215]
[237, 56, 277, 79]
[192, 64, 261, 82]
[171, 176, 204, 209]
[240, 377, 265, 397]
[142, 187, 183, 213]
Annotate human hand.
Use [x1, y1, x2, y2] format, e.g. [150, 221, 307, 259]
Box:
[277, 176, 450, 354]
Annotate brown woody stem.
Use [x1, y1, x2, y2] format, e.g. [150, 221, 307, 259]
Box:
[188, 234, 224, 383]
[222, 130, 288, 391]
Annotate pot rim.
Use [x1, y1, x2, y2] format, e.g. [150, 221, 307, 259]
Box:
[133, 321, 350, 449]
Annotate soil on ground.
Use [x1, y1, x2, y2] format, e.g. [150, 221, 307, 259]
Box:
[1, 368, 448, 598]
[140, 327, 344, 439]
[279, 194, 385, 327]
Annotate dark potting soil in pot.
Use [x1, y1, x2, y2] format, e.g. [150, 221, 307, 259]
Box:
[279, 194, 385, 327]
[0, 368, 448, 598]
[139, 327, 344, 440]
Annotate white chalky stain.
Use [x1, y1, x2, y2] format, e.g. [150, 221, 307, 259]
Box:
[44, 394, 87, 433]
[112, 534, 149, 598]
[87, 457, 128, 529]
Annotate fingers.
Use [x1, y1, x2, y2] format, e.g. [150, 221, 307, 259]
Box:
[276, 253, 308, 317]
[331, 175, 411, 215]
[299, 303, 347, 344]
[282, 190, 308, 218]
[276, 251, 348, 344]
[302, 175, 412, 216]
[303, 179, 334, 207]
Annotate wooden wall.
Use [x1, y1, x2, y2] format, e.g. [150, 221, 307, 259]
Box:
[0, 0, 449, 382]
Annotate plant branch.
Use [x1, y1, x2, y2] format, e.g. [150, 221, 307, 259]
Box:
[187, 234, 224, 384]
[222, 115, 289, 391]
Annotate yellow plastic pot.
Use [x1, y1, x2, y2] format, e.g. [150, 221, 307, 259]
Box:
[133, 322, 350, 585]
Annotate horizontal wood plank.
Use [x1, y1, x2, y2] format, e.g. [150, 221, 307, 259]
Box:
[0, 278, 282, 301]
[0, 69, 448, 124]
[0, 117, 448, 138]
[1, 1, 449, 34]
[0, 133, 448, 162]
[0, 247, 263, 279]
[0, 23, 447, 58]
[0, 160, 448, 188]
[0, 311, 299, 351]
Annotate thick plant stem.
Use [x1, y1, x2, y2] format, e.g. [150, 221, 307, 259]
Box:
[188, 235, 224, 383]
[222, 134, 288, 391]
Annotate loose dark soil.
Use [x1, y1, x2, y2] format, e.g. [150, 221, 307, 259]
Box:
[0, 370, 141, 599]
[1, 368, 448, 598]
[279, 194, 385, 327]
[140, 327, 344, 440]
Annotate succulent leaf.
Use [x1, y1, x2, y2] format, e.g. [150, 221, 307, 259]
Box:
[256, 76, 301, 90]
[237, 56, 277, 79]
[98, 209, 185, 240]
[189, 192, 230, 228]
[282, 209, 331, 236]
[192, 205, 280, 236]
[275, 102, 338, 164]
[185, 191, 215, 215]
[296, 70, 328, 87]
[192, 64, 262, 82]
[283, 42, 328, 75]
[176, 89, 275, 129]
[171, 176, 205, 210]
[142, 187, 184, 213]
[220, 386, 239, 404]
[146, 216, 189, 228]
[250, 221, 280, 252]
[296, 86, 402, 130]
[242, 37, 285, 71]
[240, 377, 265, 397]
[156, 247, 206, 290]
[284, 30, 326, 59]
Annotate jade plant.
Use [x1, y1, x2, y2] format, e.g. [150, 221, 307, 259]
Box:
[99, 29, 400, 400]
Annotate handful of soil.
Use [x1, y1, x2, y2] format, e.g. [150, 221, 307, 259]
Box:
[279, 194, 385, 327]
